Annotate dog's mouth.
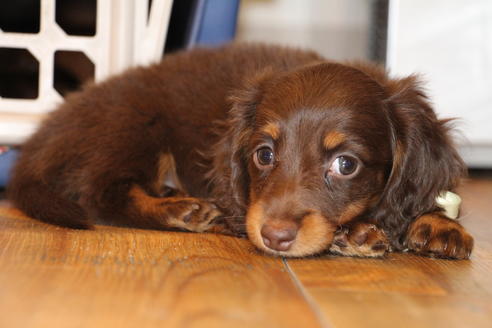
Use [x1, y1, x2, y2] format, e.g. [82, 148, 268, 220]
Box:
[245, 202, 336, 257]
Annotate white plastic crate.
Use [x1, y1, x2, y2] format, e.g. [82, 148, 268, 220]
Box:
[0, 0, 173, 144]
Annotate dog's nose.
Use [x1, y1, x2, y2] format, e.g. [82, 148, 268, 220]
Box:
[261, 223, 297, 252]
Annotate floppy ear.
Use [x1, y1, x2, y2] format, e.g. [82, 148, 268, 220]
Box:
[205, 68, 275, 215]
[227, 69, 276, 209]
[373, 75, 466, 247]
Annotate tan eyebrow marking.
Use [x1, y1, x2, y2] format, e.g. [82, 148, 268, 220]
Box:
[261, 122, 280, 140]
[323, 131, 346, 149]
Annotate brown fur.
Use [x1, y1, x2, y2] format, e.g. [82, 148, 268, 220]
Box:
[8, 43, 472, 259]
[405, 213, 473, 259]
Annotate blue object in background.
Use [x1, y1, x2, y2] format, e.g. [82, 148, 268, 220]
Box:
[187, 0, 240, 47]
[0, 149, 18, 188]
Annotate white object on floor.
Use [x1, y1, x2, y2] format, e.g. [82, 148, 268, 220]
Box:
[436, 191, 462, 220]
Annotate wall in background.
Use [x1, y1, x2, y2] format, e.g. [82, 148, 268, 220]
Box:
[236, 0, 492, 167]
[236, 0, 373, 61]
[388, 0, 492, 166]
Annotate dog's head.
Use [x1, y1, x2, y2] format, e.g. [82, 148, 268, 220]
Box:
[227, 62, 465, 257]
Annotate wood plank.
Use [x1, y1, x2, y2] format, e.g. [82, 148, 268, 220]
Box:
[286, 178, 492, 328]
[0, 206, 323, 328]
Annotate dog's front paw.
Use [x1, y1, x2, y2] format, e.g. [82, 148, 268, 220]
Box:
[162, 198, 223, 232]
[329, 222, 389, 257]
[405, 214, 473, 259]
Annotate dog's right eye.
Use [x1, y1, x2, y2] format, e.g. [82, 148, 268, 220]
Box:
[254, 147, 275, 168]
[325, 155, 360, 182]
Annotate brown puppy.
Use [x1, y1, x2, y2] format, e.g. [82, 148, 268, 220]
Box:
[8, 43, 473, 259]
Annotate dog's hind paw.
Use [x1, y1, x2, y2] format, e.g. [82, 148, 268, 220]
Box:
[161, 198, 223, 233]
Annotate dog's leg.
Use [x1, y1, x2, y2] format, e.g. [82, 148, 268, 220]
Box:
[75, 150, 233, 234]
[405, 212, 473, 259]
[8, 179, 92, 229]
[329, 221, 390, 257]
[125, 185, 225, 233]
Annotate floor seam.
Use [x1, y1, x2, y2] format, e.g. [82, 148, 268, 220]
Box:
[282, 257, 333, 328]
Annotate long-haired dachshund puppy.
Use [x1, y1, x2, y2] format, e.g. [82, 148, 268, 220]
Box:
[8, 43, 473, 259]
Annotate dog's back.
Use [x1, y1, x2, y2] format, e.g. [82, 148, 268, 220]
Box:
[8, 44, 322, 229]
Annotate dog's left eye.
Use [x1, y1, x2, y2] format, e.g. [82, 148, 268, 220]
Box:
[254, 147, 275, 168]
[328, 155, 358, 177]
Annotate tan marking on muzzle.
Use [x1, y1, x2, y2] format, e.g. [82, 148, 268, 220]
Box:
[337, 199, 368, 225]
[246, 201, 266, 251]
[287, 212, 336, 257]
[246, 202, 336, 257]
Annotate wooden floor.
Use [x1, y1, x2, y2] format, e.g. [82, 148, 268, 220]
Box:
[1, 178, 491, 328]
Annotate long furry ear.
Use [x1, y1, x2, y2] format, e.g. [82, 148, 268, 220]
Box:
[206, 68, 275, 215]
[373, 75, 466, 247]
[227, 68, 275, 209]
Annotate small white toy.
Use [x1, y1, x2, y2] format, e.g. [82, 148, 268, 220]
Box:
[436, 191, 462, 220]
